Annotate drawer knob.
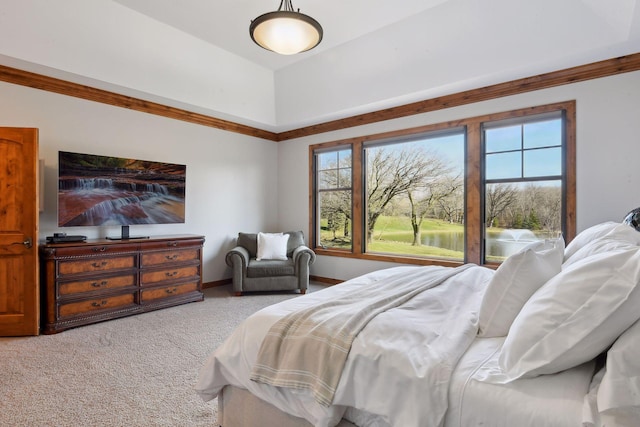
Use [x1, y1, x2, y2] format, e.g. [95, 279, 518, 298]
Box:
[91, 300, 108, 307]
[92, 246, 107, 252]
[91, 281, 108, 287]
[165, 271, 178, 277]
[167, 242, 178, 247]
[165, 287, 178, 294]
[165, 254, 178, 260]
[92, 261, 108, 268]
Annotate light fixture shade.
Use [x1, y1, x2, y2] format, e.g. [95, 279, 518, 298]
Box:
[250, 3, 323, 55]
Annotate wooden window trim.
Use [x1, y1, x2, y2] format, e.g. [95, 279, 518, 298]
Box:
[310, 101, 576, 267]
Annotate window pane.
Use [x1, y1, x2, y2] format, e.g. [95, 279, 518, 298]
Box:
[485, 181, 562, 262]
[485, 151, 521, 180]
[318, 190, 352, 249]
[318, 151, 337, 170]
[524, 147, 562, 177]
[339, 169, 352, 187]
[365, 132, 465, 260]
[524, 119, 562, 149]
[317, 149, 352, 189]
[338, 150, 351, 168]
[485, 125, 521, 152]
[318, 170, 335, 189]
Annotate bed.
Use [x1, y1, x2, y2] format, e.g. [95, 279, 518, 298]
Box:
[196, 220, 640, 427]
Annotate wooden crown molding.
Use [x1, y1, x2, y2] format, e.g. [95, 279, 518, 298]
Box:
[0, 52, 638, 142]
[0, 64, 278, 141]
[277, 52, 640, 140]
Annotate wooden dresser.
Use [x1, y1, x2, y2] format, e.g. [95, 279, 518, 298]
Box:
[40, 234, 205, 334]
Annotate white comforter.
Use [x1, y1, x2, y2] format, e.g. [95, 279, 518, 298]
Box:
[195, 265, 493, 427]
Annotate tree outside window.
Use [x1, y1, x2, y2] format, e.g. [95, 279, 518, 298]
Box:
[316, 148, 352, 250]
[364, 131, 465, 260]
[310, 102, 575, 267]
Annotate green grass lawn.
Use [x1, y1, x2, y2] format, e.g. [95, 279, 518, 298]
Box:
[321, 215, 552, 262]
[369, 216, 464, 258]
[371, 216, 461, 242]
[321, 215, 466, 258]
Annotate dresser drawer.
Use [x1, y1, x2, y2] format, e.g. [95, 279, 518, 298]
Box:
[139, 238, 204, 251]
[58, 255, 136, 276]
[140, 265, 199, 285]
[58, 293, 136, 318]
[141, 248, 199, 267]
[141, 282, 198, 302]
[52, 243, 139, 257]
[58, 274, 136, 296]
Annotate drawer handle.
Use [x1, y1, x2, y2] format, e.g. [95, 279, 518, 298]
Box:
[91, 281, 108, 288]
[165, 254, 178, 260]
[92, 261, 108, 268]
[165, 271, 179, 277]
[92, 246, 107, 252]
[165, 287, 178, 294]
[167, 242, 178, 247]
[91, 300, 108, 307]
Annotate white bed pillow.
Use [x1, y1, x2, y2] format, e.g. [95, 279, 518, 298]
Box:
[564, 221, 618, 262]
[256, 232, 289, 261]
[562, 223, 640, 268]
[498, 247, 640, 380]
[478, 238, 564, 337]
[598, 319, 640, 418]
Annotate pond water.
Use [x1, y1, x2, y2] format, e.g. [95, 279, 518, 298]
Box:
[422, 229, 550, 259]
[421, 231, 465, 253]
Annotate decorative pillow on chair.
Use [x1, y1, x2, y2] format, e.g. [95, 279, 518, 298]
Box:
[256, 232, 289, 261]
[478, 238, 564, 338]
[498, 247, 640, 381]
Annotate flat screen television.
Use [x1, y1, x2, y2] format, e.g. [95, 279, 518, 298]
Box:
[58, 151, 186, 239]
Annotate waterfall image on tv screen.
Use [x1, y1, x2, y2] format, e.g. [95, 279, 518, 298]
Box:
[58, 151, 186, 227]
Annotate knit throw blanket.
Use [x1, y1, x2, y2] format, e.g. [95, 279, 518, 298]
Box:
[250, 264, 473, 407]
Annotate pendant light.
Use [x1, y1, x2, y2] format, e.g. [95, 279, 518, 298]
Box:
[249, 0, 323, 55]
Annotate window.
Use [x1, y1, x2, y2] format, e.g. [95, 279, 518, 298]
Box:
[364, 130, 465, 260]
[483, 113, 565, 262]
[310, 102, 575, 266]
[315, 147, 353, 250]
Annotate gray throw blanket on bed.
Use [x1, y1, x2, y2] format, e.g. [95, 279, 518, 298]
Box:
[250, 264, 473, 407]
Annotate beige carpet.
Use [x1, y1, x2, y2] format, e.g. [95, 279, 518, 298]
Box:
[0, 285, 320, 427]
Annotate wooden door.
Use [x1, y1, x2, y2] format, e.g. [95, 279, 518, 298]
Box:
[0, 128, 39, 336]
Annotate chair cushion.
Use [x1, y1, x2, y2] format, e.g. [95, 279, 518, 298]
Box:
[247, 258, 295, 278]
[237, 232, 258, 258]
[284, 231, 305, 257]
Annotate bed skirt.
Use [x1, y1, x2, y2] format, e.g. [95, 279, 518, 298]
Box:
[218, 385, 356, 427]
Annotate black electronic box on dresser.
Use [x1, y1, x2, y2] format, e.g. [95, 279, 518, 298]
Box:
[40, 234, 205, 334]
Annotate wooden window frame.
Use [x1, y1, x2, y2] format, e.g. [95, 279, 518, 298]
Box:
[309, 101, 576, 267]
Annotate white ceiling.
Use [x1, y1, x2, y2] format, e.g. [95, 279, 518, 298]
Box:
[0, 0, 639, 132]
[111, 0, 452, 71]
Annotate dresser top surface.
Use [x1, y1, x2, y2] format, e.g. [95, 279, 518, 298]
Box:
[40, 234, 205, 248]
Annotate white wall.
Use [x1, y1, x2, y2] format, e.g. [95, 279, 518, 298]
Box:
[274, 0, 640, 129]
[0, 81, 279, 284]
[1, 70, 638, 284]
[0, 0, 275, 128]
[278, 71, 640, 282]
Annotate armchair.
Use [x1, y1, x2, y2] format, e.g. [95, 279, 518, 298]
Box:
[225, 231, 316, 296]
